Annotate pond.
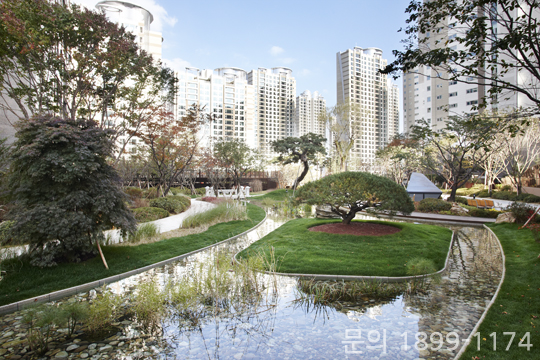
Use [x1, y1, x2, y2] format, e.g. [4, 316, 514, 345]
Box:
[0, 208, 503, 360]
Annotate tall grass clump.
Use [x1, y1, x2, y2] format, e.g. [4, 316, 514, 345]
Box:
[182, 201, 248, 229]
[85, 290, 124, 338]
[131, 280, 166, 333]
[127, 223, 159, 243]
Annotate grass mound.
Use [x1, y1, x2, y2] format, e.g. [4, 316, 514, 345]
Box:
[250, 189, 290, 201]
[182, 201, 248, 228]
[238, 218, 452, 277]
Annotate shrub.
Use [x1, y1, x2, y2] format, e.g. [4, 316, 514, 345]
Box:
[454, 196, 468, 205]
[506, 202, 538, 224]
[491, 191, 517, 201]
[149, 196, 191, 214]
[468, 208, 502, 218]
[417, 198, 452, 213]
[524, 223, 540, 242]
[475, 190, 490, 198]
[501, 184, 512, 191]
[124, 187, 143, 200]
[182, 201, 248, 228]
[516, 194, 540, 203]
[132, 207, 169, 223]
[170, 187, 205, 196]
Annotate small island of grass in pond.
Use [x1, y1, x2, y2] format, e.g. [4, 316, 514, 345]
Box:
[237, 218, 452, 277]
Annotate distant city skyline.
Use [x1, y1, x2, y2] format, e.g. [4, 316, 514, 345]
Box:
[73, 0, 410, 111]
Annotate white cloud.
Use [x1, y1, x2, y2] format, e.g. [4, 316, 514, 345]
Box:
[162, 57, 191, 71]
[270, 46, 284, 56]
[71, 0, 177, 32]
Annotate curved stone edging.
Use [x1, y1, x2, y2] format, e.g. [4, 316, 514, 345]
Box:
[234, 229, 456, 283]
[0, 207, 268, 315]
[454, 224, 506, 360]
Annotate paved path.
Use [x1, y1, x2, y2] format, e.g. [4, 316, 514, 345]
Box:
[105, 199, 216, 243]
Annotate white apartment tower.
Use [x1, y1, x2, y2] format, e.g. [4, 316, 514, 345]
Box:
[174, 67, 257, 149]
[295, 91, 326, 137]
[403, 3, 538, 133]
[247, 68, 296, 156]
[336, 47, 399, 168]
[96, 1, 162, 60]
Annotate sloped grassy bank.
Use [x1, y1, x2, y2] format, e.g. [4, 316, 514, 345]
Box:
[237, 218, 452, 277]
[0, 204, 265, 306]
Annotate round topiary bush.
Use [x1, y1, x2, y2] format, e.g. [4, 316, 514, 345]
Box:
[417, 198, 452, 213]
[149, 196, 191, 214]
[132, 207, 169, 223]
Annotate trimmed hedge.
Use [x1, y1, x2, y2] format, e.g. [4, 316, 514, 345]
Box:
[417, 198, 452, 213]
[454, 196, 468, 205]
[132, 207, 169, 223]
[149, 195, 191, 214]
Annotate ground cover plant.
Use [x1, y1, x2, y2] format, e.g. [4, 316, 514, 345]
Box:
[460, 223, 540, 359]
[238, 218, 452, 277]
[149, 195, 190, 214]
[0, 204, 265, 306]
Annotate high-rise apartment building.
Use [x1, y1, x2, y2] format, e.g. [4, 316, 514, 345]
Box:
[247, 67, 296, 156]
[402, 3, 538, 133]
[336, 47, 399, 168]
[96, 1, 162, 60]
[173, 67, 257, 149]
[294, 90, 326, 137]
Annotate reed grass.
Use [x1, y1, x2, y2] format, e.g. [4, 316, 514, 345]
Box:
[182, 201, 248, 229]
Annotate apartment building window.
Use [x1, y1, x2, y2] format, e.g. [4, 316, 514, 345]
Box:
[466, 88, 478, 94]
[449, 92, 458, 97]
[467, 100, 478, 106]
[427, 86, 431, 91]
[450, 81, 458, 85]
[436, 95, 442, 99]
[427, 97, 431, 102]
[449, 104, 458, 108]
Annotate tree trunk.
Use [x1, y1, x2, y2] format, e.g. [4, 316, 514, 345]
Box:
[342, 211, 357, 225]
[293, 159, 309, 189]
[448, 182, 459, 202]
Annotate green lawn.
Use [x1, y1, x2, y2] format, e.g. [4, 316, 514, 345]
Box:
[249, 189, 290, 201]
[237, 218, 452, 276]
[460, 223, 540, 359]
[0, 204, 265, 306]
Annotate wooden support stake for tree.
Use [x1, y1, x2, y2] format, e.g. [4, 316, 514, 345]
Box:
[523, 206, 540, 228]
[96, 240, 109, 270]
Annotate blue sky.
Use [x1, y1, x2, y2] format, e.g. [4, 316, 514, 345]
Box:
[76, 0, 411, 107]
